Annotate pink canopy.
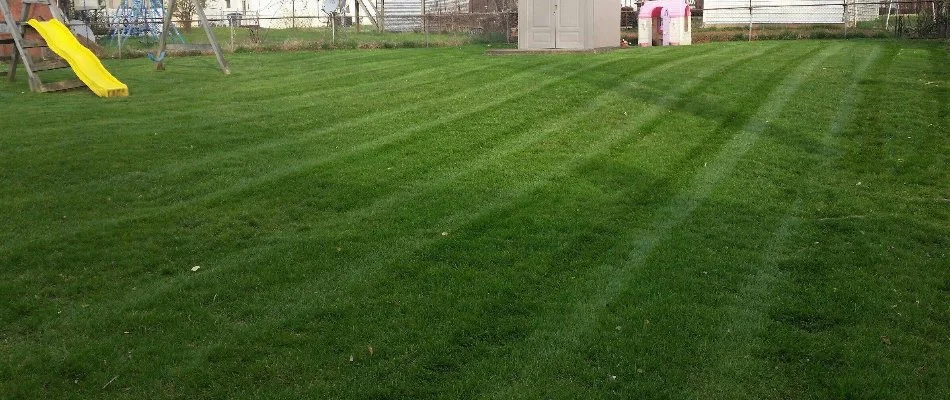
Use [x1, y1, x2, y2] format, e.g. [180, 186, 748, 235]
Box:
[638, 0, 691, 18]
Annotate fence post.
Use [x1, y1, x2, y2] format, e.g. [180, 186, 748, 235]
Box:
[421, 0, 427, 46]
[505, 10, 510, 43]
[843, 0, 849, 38]
[379, 0, 385, 32]
[748, 0, 753, 41]
[885, 0, 892, 30]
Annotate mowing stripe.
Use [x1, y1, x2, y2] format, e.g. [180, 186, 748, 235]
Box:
[146, 44, 790, 323]
[824, 45, 883, 150]
[0, 55, 582, 248]
[480, 42, 845, 396]
[693, 45, 882, 397]
[207, 44, 766, 269]
[2, 50, 399, 136]
[4, 51, 567, 197]
[321, 48, 754, 225]
[45, 44, 764, 332]
[134, 50, 693, 196]
[230, 42, 794, 309]
[9, 50, 503, 145]
[8, 55, 514, 180]
[14, 51, 470, 141]
[0, 52, 665, 251]
[1, 44, 823, 390]
[177, 43, 808, 380]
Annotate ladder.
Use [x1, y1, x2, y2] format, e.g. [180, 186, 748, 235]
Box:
[0, 0, 85, 92]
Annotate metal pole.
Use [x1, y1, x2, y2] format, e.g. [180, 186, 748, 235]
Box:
[118, 25, 124, 59]
[422, 0, 427, 47]
[379, 0, 385, 32]
[843, 1, 849, 38]
[748, 0, 752, 41]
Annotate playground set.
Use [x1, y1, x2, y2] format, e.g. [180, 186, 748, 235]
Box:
[0, 0, 228, 97]
[2, 0, 692, 97]
[108, 0, 184, 45]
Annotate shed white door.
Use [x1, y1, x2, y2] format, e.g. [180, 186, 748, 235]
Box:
[555, 0, 583, 49]
[527, 0, 556, 48]
[526, 0, 584, 49]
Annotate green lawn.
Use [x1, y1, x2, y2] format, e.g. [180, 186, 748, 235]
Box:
[1, 40, 948, 398]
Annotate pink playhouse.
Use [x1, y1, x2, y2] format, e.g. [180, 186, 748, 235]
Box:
[637, 0, 693, 47]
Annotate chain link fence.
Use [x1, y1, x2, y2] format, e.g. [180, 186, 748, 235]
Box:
[625, 0, 948, 40]
[16, 0, 944, 60]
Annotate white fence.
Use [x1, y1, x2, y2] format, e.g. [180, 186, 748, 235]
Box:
[703, 0, 879, 25]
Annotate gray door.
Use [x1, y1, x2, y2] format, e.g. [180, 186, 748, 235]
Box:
[556, 0, 584, 49]
[527, 0, 556, 48]
[527, 0, 584, 49]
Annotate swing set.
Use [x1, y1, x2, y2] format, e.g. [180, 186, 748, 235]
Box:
[1, 0, 228, 97]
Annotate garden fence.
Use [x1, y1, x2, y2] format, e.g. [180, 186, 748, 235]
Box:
[49, 0, 948, 59]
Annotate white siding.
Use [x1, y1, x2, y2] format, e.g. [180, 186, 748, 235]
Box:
[382, 0, 471, 32]
[703, 0, 845, 24]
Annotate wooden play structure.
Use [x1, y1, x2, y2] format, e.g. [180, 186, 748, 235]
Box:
[638, 0, 692, 47]
[518, 0, 619, 50]
[1, 0, 227, 97]
[0, 0, 110, 93]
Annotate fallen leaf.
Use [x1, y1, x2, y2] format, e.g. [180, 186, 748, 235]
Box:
[368, 345, 374, 355]
[881, 335, 891, 345]
[191, 266, 200, 272]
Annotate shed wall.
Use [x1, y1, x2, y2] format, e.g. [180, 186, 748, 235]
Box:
[591, 0, 620, 48]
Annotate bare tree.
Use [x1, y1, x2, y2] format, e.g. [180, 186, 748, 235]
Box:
[174, 0, 207, 31]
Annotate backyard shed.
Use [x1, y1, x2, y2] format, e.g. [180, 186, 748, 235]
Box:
[638, 0, 692, 47]
[518, 0, 619, 49]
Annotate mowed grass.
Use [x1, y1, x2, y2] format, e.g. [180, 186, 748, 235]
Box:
[1, 40, 948, 398]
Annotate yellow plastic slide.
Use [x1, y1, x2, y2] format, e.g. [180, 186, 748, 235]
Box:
[27, 18, 128, 97]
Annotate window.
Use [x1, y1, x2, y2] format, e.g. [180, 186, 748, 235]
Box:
[226, 0, 231, 8]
